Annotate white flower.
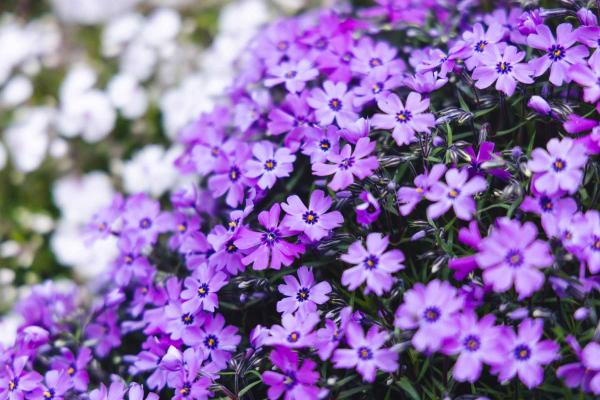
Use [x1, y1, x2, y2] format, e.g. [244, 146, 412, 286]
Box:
[1, 75, 33, 106]
[101, 13, 144, 57]
[52, 172, 115, 224]
[107, 73, 148, 119]
[50, 0, 141, 25]
[122, 144, 182, 196]
[5, 107, 53, 173]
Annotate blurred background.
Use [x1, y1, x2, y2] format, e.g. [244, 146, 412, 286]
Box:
[0, 0, 322, 314]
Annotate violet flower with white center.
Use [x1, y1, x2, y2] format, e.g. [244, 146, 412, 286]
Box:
[332, 322, 398, 382]
[180, 264, 228, 313]
[475, 218, 553, 299]
[235, 203, 304, 270]
[277, 266, 332, 316]
[266, 312, 319, 349]
[281, 190, 344, 241]
[245, 141, 296, 190]
[394, 279, 464, 353]
[397, 164, 446, 216]
[341, 233, 405, 295]
[528, 23, 589, 86]
[527, 137, 588, 195]
[472, 45, 534, 96]
[492, 319, 559, 388]
[312, 137, 379, 191]
[306, 80, 357, 128]
[425, 168, 487, 221]
[265, 60, 318, 93]
[371, 92, 436, 146]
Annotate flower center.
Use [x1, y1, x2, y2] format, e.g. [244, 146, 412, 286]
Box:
[363, 255, 379, 270]
[67, 366, 76, 376]
[340, 157, 355, 170]
[287, 331, 300, 343]
[225, 241, 238, 253]
[264, 159, 277, 171]
[395, 110, 413, 123]
[179, 382, 191, 397]
[369, 57, 383, 67]
[302, 210, 319, 225]
[357, 346, 373, 360]
[139, 218, 152, 229]
[496, 61, 512, 74]
[197, 283, 210, 297]
[328, 98, 343, 111]
[181, 313, 195, 325]
[539, 196, 554, 212]
[319, 139, 331, 152]
[372, 82, 383, 94]
[552, 158, 566, 172]
[505, 249, 524, 267]
[43, 389, 55, 399]
[262, 229, 280, 246]
[211, 146, 220, 157]
[548, 44, 566, 61]
[204, 334, 219, 350]
[463, 335, 481, 352]
[228, 219, 239, 231]
[8, 379, 17, 391]
[229, 166, 241, 182]
[277, 41, 289, 52]
[296, 287, 310, 302]
[341, 52, 352, 64]
[315, 37, 328, 50]
[284, 371, 297, 388]
[514, 344, 531, 361]
[177, 223, 187, 232]
[447, 188, 461, 199]
[285, 70, 297, 79]
[475, 40, 488, 52]
[591, 235, 600, 252]
[423, 306, 441, 323]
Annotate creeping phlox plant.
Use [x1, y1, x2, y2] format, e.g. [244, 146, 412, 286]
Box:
[3, 0, 600, 399]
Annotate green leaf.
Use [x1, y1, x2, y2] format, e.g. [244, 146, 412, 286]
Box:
[237, 379, 262, 397]
[397, 377, 420, 400]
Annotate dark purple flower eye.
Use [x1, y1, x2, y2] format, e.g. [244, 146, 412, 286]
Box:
[363, 255, 378, 270]
[284, 371, 297, 388]
[315, 37, 328, 49]
[552, 158, 566, 171]
[495, 61, 512, 74]
[229, 166, 241, 182]
[262, 229, 280, 246]
[548, 44, 566, 61]
[423, 306, 441, 322]
[139, 218, 152, 229]
[284, 70, 297, 79]
[395, 110, 412, 123]
[372, 82, 383, 94]
[328, 98, 343, 111]
[339, 157, 355, 170]
[514, 344, 531, 360]
[180, 382, 191, 396]
[225, 241, 238, 253]
[539, 196, 554, 212]
[341, 52, 352, 63]
[296, 288, 310, 302]
[463, 335, 481, 352]
[505, 249, 524, 267]
[264, 159, 277, 171]
[474, 40, 488, 52]
[369, 57, 383, 67]
[591, 236, 600, 252]
[43, 389, 55, 399]
[319, 139, 331, 152]
[181, 313, 195, 325]
[302, 210, 319, 225]
[447, 188, 461, 199]
[357, 346, 373, 360]
[204, 334, 219, 349]
[8, 379, 18, 391]
[287, 331, 300, 343]
[197, 283, 210, 297]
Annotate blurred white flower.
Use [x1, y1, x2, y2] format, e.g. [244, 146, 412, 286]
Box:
[0, 22, 35, 85]
[50, 0, 141, 25]
[122, 144, 182, 196]
[139, 8, 181, 51]
[0, 313, 21, 346]
[107, 74, 148, 119]
[101, 13, 144, 57]
[5, 107, 53, 173]
[120, 42, 157, 81]
[53, 172, 115, 224]
[1, 75, 33, 106]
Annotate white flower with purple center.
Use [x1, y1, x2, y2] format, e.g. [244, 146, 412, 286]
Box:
[307, 80, 358, 128]
[276, 266, 332, 316]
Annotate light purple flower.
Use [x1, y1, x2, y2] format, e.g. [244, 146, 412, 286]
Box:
[351, 37, 404, 76]
[235, 203, 305, 270]
[312, 137, 379, 191]
[472, 45, 534, 96]
[281, 190, 344, 241]
[425, 168, 487, 221]
[39, 370, 72, 400]
[180, 264, 228, 313]
[476, 218, 553, 299]
[199, 313, 241, 369]
[88, 381, 126, 400]
[277, 266, 331, 315]
[265, 60, 318, 93]
[528, 137, 588, 195]
[462, 22, 505, 70]
[301, 126, 340, 163]
[492, 319, 559, 388]
[397, 164, 446, 216]
[568, 49, 600, 104]
[332, 322, 398, 382]
[371, 92, 435, 146]
[528, 23, 589, 86]
[0, 356, 43, 400]
[266, 312, 319, 349]
[50, 348, 92, 392]
[394, 279, 464, 353]
[307, 81, 358, 128]
[355, 190, 380, 226]
[262, 347, 320, 400]
[245, 141, 296, 190]
[341, 233, 404, 295]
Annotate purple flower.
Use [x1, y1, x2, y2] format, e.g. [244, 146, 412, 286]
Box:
[277, 266, 331, 315]
[85, 194, 122, 243]
[332, 322, 398, 382]
[315, 307, 353, 361]
[355, 190, 380, 226]
[128, 383, 158, 400]
[397, 164, 446, 216]
[472, 45, 534, 96]
[88, 381, 126, 400]
[207, 225, 246, 275]
[312, 137, 379, 191]
[352, 67, 402, 107]
[403, 71, 448, 94]
[265, 60, 318, 93]
[199, 314, 241, 369]
[441, 312, 506, 383]
[476, 218, 553, 299]
[262, 347, 320, 400]
[316, 34, 354, 83]
[339, 117, 369, 144]
[38, 370, 72, 400]
[50, 348, 92, 392]
[208, 143, 253, 208]
[301, 126, 340, 163]
[281, 190, 344, 242]
[568, 50, 600, 104]
[371, 92, 435, 146]
[351, 37, 403, 76]
[266, 312, 319, 349]
[267, 92, 316, 141]
[245, 141, 296, 190]
[527, 95, 552, 116]
[164, 300, 205, 345]
[464, 141, 510, 180]
[574, 210, 600, 274]
[462, 22, 505, 70]
[114, 237, 152, 287]
[0, 356, 43, 400]
[492, 319, 559, 388]
[307, 81, 357, 128]
[235, 203, 305, 270]
[528, 137, 588, 195]
[394, 279, 464, 353]
[425, 168, 487, 221]
[557, 337, 600, 394]
[341, 233, 405, 295]
[416, 44, 469, 77]
[528, 23, 589, 86]
[122, 194, 170, 246]
[180, 265, 228, 313]
[162, 348, 212, 400]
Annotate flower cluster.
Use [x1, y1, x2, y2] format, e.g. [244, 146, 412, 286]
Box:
[2, 0, 600, 399]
